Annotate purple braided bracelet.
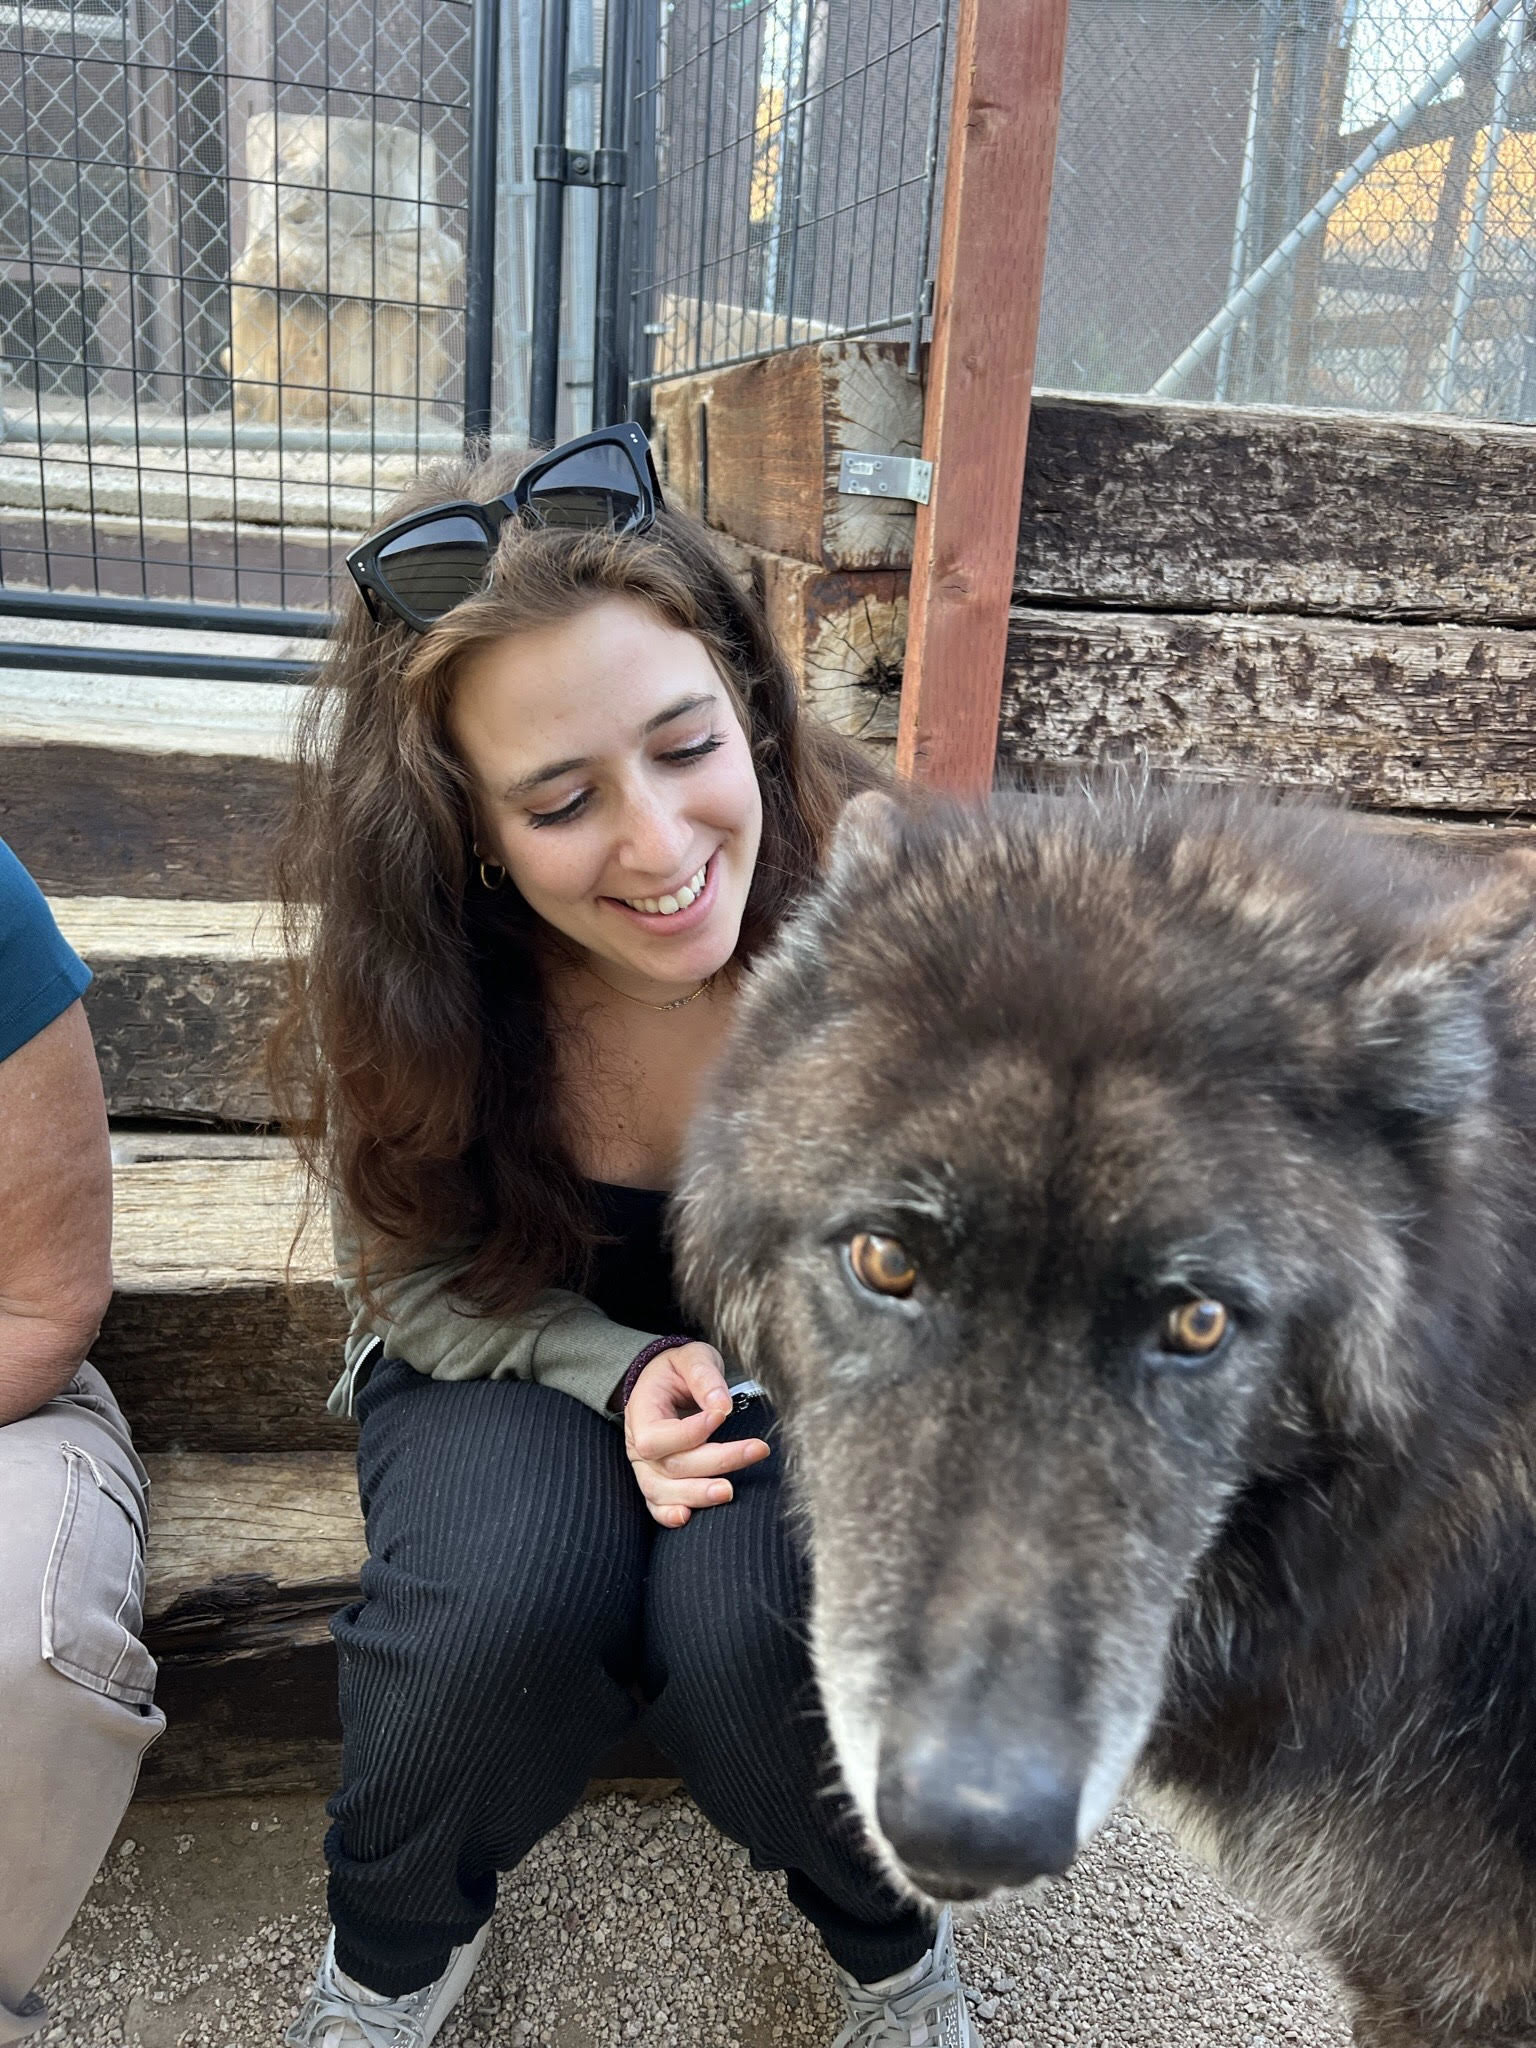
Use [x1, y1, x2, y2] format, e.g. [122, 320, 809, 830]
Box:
[616, 1333, 694, 1410]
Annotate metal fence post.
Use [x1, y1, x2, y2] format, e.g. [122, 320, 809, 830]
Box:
[531, 0, 573, 445]
[592, 0, 633, 428]
[465, 0, 503, 450]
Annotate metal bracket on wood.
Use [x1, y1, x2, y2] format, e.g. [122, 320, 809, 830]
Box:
[533, 144, 627, 187]
[838, 451, 933, 504]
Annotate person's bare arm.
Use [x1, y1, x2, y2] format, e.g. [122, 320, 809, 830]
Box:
[0, 1000, 113, 1425]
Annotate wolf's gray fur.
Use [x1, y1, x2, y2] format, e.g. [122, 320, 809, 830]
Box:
[675, 785, 1536, 2048]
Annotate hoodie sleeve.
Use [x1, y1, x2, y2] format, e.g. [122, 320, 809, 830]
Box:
[327, 1204, 660, 1421]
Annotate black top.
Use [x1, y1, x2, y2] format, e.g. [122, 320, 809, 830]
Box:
[584, 1180, 701, 1339]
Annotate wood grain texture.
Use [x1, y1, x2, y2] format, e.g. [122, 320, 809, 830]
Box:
[53, 898, 286, 1122]
[710, 534, 905, 742]
[898, 0, 1071, 790]
[98, 1155, 347, 1452]
[997, 607, 1536, 811]
[143, 1450, 365, 1636]
[137, 1634, 345, 1799]
[0, 737, 293, 898]
[1015, 395, 1536, 623]
[651, 342, 923, 569]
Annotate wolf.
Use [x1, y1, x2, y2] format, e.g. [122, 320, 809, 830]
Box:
[675, 784, 1536, 2048]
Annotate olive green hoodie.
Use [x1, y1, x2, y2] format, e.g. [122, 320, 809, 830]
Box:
[327, 1206, 662, 1422]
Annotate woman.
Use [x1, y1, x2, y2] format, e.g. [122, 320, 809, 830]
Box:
[273, 427, 978, 2048]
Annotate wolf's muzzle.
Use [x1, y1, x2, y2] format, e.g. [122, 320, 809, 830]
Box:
[875, 1714, 1083, 1896]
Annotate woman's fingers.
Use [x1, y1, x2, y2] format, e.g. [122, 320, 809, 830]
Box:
[671, 1343, 732, 1410]
[623, 1344, 731, 1463]
[651, 1436, 770, 1481]
[628, 1402, 725, 1464]
[623, 1341, 771, 1520]
[639, 1468, 739, 1509]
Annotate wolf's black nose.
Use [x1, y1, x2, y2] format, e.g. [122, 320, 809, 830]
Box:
[876, 1730, 1082, 1895]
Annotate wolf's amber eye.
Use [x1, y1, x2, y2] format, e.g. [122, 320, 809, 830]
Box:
[1161, 1299, 1229, 1357]
[849, 1232, 918, 1299]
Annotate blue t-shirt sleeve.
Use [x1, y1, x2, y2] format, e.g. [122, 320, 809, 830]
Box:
[0, 838, 91, 1063]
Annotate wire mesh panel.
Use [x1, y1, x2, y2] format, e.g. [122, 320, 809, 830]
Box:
[1039, 0, 1536, 420]
[0, 0, 479, 611]
[627, 0, 953, 392]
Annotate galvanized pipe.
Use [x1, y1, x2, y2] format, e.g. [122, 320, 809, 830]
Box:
[0, 643, 314, 683]
[592, 0, 632, 427]
[0, 411, 464, 455]
[0, 588, 332, 636]
[530, 0, 573, 444]
[464, 0, 503, 449]
[1435, 3, 1526, 410]
[1214, 18, 1268, 403]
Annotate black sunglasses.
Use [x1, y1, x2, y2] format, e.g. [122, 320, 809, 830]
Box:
[345, 421, 665, 632]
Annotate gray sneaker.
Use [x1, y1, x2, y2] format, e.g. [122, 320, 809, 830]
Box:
[830, 1908, 981, 2048]
[284, 1924, 490, 2048]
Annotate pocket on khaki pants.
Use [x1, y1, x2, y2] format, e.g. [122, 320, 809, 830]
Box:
[40, 1442, 158, 1709]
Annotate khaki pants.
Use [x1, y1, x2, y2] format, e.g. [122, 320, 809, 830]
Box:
[0, 1365, 164, 2043]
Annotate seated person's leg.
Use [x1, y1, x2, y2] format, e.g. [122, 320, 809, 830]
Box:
[325, 1362, 652, 1998]
[642, 1395, 934, 1987]
[0, 1365, 164, 2045]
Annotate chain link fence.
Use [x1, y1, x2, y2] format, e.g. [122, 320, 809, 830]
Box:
[1040, 0, 1536, 419]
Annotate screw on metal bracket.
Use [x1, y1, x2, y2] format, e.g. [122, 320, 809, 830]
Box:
[837, 451, 933, 505]
[533, 145, 627, 188]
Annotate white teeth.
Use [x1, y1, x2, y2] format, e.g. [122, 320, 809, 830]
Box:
[624, 861, 708, 916]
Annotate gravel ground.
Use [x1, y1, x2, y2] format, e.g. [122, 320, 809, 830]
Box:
[35, 1789, 1351, 2048]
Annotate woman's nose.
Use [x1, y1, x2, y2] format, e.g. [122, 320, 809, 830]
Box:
[618, 791, 692, 876]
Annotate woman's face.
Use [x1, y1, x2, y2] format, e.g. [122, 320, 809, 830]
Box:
[449, 596, 764, 1004]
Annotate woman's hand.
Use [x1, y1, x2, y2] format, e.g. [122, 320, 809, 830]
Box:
[624, 1340, 770, 1528]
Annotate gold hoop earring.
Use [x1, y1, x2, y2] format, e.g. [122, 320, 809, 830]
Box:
[472, 841, 507, 892]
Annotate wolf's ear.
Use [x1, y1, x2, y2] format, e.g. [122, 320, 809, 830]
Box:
[1350, 850, 1536, 1122]
[825, 789, 905, 886]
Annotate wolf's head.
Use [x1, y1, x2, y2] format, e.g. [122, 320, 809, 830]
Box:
[675, 785, 1536, 1903]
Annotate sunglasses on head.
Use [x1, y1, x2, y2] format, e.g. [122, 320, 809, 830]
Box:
[345, 421, 665, 632]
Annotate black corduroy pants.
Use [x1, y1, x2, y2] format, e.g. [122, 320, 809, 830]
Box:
[324, 1361, 932, 1997]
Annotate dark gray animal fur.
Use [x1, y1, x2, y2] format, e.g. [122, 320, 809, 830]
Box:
[675, 784, 1536, 2048]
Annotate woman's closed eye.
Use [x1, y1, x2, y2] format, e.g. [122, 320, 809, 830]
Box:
[525, 732, 726, 829]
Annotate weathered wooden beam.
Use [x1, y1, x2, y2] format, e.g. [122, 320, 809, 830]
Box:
[998, 607, 1536, 812]
[651, 346, 1536, 628]
[651, 341, 923, 571]
[710, 534, 904, 743]
[143, 1449, 365, 1639]
[53, 898, 284, 1123]
[135, 1449, 356, 1795]
[0, 737, 293, 899]
[1015, 397, 1536, 624]
[99, 1153, 348, 1453]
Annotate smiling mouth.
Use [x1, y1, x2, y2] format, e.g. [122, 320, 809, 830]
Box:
[619, 857, 710, 918]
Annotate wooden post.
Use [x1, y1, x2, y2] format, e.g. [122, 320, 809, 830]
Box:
[897, 0, 1071, 792]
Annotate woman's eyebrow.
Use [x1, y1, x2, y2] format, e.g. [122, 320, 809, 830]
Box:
[502, 693, 718, 799]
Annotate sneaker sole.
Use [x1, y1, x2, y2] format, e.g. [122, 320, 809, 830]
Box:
[419, 1920, 492, 2045]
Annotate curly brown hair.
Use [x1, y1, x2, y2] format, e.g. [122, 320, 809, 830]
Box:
[269, 445, 887, 1313]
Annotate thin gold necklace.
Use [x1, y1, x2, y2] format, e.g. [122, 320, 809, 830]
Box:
[581, 963, 718, 1013]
